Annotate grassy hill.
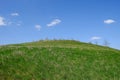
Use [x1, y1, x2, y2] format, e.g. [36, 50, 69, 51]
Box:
[0, 40, 120, 80]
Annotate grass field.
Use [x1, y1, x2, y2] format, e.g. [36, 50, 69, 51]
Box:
[0, 40, 120, 80]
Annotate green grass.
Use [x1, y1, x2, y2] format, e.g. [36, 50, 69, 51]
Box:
[0, 40, 120, 80]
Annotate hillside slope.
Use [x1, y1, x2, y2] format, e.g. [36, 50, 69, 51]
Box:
[0, 40, 120, 80]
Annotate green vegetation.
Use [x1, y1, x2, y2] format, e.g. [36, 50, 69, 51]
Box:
[0, 40, 120, 80]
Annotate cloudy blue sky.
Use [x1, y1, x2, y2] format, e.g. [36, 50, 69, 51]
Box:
[0, 0, 120, 49]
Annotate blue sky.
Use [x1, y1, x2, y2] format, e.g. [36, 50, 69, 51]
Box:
[0, 0, 120, 49]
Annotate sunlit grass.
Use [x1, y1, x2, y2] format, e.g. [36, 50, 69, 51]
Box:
[0, 40, 120, 80]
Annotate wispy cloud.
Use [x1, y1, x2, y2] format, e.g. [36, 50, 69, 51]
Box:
[0, 16, 6, 26]
[91, 36, 101, 40]
[7, 21, 22, 26]
[16, 23, 21, 26]
[104, 19, 115, 24]
[11, 13, 19, 16]
[47, 19, 61, 27]
[16, 21, 22, 26]
[35, 25, 41, 31]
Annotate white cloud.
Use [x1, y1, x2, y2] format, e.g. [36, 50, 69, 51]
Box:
[6, 21, 23, 26]
[104, 19, 115, 24]
[47, 19, 61, 27]
[91, 36, 101, 40]
[11, 13, 19, 16]
[16, 23, 21, 26]
[0, 16, 6, 26]
[35, 25, 41, 31]
[16, 21, 22, 26]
